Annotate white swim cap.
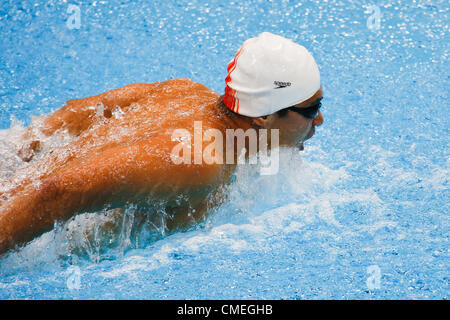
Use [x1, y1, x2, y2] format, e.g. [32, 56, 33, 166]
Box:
[223, 32, 321, 117]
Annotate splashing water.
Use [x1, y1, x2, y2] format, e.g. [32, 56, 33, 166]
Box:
[0, 0, 448, 299]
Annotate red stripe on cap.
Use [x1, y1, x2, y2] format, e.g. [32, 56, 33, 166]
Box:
[223, 47, 244, 112]
[223, 85, 236, 111]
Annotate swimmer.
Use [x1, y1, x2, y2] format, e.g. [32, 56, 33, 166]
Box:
[0, 32, 323, 254]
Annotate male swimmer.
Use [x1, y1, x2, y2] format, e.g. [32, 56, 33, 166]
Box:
[0, 32, 323, 254]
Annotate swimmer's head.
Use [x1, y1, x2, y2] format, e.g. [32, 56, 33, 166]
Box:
[223, 32, 323, 147]
[252, 88, 323, 148]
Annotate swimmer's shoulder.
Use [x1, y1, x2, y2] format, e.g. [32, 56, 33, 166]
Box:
[156, 78, 219, 96]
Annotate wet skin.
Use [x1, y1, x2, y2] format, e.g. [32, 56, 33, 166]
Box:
[0, 78, 323, 254]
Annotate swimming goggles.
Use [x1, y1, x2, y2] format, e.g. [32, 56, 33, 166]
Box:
[287, 97, 322, 119]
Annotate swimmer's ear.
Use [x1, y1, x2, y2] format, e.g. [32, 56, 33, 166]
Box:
[252, 115, 270, 127]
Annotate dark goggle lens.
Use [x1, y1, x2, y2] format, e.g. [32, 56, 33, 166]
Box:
[288, 100, 322, 119]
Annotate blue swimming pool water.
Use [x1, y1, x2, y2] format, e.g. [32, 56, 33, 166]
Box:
[0, 0, 448, 299]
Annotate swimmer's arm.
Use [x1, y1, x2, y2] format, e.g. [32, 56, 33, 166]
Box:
[42, 82, 158, 136]
[1, 141, 222, 254]
[18, 83, 158, 161]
